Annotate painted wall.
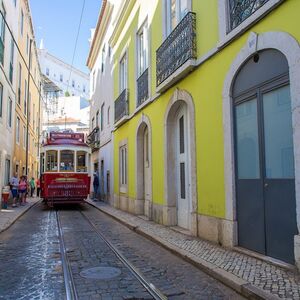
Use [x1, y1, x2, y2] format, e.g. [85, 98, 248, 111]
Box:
[112, 0, 299, 219]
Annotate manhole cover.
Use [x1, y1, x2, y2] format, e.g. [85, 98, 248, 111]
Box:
[80, 267, 121, 280]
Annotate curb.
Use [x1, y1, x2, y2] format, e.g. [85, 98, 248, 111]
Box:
[0, 200, 41, 234]
[86, 201, 281, 300]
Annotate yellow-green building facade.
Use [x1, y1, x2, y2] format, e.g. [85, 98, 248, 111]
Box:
[94, 0, 300, 267]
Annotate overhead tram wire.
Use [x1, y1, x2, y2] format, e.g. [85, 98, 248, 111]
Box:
[63, 0, 86, 128]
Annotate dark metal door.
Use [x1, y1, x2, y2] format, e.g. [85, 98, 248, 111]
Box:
[235, 84, 297, 264]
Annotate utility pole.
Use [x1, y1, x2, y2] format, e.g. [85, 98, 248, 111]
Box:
[25, 39, 32, 176]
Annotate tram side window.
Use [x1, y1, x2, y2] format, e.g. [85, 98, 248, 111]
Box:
[77, 151, 87, 172]
[60, 150, 74, 172]
[46, 150, 58, 171]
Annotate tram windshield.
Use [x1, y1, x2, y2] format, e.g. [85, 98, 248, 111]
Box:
[46, 150, 58, 171]
[60, 150, 74, 172]
[77, 151, 87, 172]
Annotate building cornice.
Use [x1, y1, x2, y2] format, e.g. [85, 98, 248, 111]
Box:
[86, 0, 113, 69]
[109, 0, 136, 48]
[40, 50, 89, 79]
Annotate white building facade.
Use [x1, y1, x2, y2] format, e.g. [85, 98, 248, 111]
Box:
[43, 95, 89, 134]
[87, 0, 119, 202]
[0, 0, 19, 189]
[38, 44, 89, 98]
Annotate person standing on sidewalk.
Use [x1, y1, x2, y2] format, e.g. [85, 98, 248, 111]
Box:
[9, 173, 19, 207]
[93, 172, 99, 200]
[29, 177, 35, 197]
[18, 176, 27, 205]
[36, 178, 41, 197]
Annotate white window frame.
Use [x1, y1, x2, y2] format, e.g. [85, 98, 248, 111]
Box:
[18, 63, 21, 105]
[20, 9, 24, 36]
[7, 97, 12, 128]
[163, 0, 191, 38]
[9, 38, 14, 83]
[100, 103, 104, 131]
[23, 125, 26, 149]
[218, 0, 285, 45]
[119, 142, 128, 193]
[16, 116, 20, 144]
[137, 21, 149, 77]
[119, 52, 128, 93]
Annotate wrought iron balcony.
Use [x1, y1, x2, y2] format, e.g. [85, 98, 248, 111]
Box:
[229, 0, 270, 31]
[0, 38, 4, 65]
[115, 89, 129, 123]
[137, 68, 149, 108]
[156, 12, 196, 87]
[87, 126, 100, 152]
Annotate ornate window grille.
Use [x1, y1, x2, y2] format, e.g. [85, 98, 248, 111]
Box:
[115, 89, 129, 123]
[137, 68, 149, 107]
[87, 126, 100, 152]
[156, 12, 196, 87]
[228, 0, 270, 30]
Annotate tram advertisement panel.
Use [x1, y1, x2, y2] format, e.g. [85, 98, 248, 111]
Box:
[41, 173, 90, 202]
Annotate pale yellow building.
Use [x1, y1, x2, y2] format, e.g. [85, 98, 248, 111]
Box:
[13, 0, 41, 179]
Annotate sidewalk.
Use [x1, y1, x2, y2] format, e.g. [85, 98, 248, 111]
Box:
[0, 197, 40, 233]
[87, 199, 300, 300]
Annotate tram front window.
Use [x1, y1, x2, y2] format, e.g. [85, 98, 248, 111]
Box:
[77, 151, 87, 172]
[60, 150, 74, 172]
[46, 150, 58, 171]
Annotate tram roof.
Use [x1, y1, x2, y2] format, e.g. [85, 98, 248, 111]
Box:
[43, 132, 89, 148]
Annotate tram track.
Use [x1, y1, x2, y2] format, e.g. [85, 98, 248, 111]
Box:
[55, 207, 167, 300]
[56, 210, 79, 300]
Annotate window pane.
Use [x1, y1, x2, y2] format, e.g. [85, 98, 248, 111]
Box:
[180, 162, 186, 199]
[179, 115, 184, 154]
[46, 150, 58, 171]
[77, 151, 87, 172]
[236, 99, 260, 179]
[60, 150, 74, 172]
[180, 0, 189, 19]
[263, 85, 294, 178]
[171, 0, 176, 30]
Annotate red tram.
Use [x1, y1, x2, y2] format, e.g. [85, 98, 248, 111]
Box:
[40, 132, 91, 206]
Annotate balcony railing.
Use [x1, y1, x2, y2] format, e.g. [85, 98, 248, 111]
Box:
[229, 0, 270, 30]
[87, 126, 100, 152]
[137, 68, 149, 108]
[156, 12, 196, 87]
[115, 89, 129, 123]
[0, 38, 4, 65]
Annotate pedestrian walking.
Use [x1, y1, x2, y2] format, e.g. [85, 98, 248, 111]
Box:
[29, 177, 35, 197]
[9, 173, 19, 207]
[36, 178, 41, 197]
[18, 176, 27, 205]
[93, 172, 99, 200]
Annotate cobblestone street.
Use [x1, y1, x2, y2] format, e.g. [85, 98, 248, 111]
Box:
[0, 202, 244, 299]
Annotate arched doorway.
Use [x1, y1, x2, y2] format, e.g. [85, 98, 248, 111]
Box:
[165, 89, 197, 233]
[136, 116, 152, 218]
[233, 49, 297, 264]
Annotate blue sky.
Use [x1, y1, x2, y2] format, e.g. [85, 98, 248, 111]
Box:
[29, 0, 102, 74]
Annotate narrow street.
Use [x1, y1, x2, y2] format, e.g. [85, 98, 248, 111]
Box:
[0, 202, 244, 299]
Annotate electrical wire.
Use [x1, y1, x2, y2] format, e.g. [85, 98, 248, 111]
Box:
[64, 0, 86, 115]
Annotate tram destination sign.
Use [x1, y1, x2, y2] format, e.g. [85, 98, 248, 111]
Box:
[50, 132, 84, 141]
